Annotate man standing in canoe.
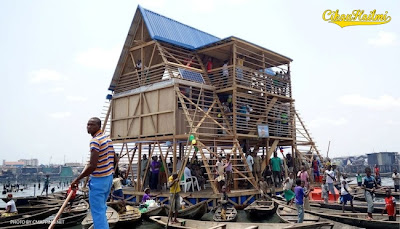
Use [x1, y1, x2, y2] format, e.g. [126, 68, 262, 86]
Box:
[71, 117, 116, 229]
[362, 167, 379, 220]
[168, 172, 181, 223]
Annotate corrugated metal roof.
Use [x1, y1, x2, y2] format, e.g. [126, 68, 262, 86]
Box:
[139, 6, 220, 50]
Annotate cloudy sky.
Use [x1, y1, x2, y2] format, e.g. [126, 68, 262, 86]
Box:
[1, 0, 399, 165]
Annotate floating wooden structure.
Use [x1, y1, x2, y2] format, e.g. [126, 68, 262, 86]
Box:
[99, 5, 323, 207]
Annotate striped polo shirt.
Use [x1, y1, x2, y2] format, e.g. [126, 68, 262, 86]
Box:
[90, 130, 115, 177]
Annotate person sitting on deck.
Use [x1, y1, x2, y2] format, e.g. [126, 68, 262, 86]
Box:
[219, 185, 229, 220]
[142, 188, 151, 203]
[283, 173, 295, 205]
[112, 172, 124, 202]
[321, 178, 329, 204]
[1, 193, 18, 217]
[340, 174, 354, 213]
[362, 167, 379, 220]
[382, 188, 397, 221]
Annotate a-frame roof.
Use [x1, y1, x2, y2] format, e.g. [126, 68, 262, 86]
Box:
[109, 5, 292, 90]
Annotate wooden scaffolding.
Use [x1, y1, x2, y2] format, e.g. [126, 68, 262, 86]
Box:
[99, 6, 322, 195]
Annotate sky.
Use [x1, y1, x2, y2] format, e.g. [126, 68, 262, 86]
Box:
[0, 0, 399, 165]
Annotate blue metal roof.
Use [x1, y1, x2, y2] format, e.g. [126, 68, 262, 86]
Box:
[139, 6, 220, 50]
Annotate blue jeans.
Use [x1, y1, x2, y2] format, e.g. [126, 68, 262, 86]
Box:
[89, 175, 113, 229]
[296, 203, 304, 223]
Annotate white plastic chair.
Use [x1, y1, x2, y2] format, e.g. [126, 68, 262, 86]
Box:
[180, 173, 193, 193]
[190, 176, 201, 191]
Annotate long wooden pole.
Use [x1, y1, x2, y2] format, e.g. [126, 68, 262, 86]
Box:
[48, 191, 73, 229]
[326, 141, 331, 158]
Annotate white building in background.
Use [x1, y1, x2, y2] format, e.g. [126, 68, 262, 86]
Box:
[19, 159, 39, 166]
[2, 159, 39, 167]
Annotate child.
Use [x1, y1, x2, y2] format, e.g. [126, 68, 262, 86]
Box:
[363, 167, 378, 220]
[259, 177, 268, 198]
[112, 173, 124, 201]
[294, 179, 308, 223]
[66, 186, 77, 211]
[340, 174, 354, 213]
[382, 189, 396, 221]
[220, 185, 228, 220]
[321, 178, 329, 204]
[283, 173, 295, 205]
[262, 165, 273, 186]
[356, 171, 362, 186]
[297, 166, 309, 190]
[376, 175, 382, 186]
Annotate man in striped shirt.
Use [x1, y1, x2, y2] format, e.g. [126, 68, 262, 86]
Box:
[71, 117, 116, 229]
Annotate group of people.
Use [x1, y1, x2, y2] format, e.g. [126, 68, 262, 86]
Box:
[139, 154, 209, 192]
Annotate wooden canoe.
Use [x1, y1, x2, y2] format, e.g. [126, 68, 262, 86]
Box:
[81, 206, 119, 229]
[213, 206, 237, 222]
[29, 199, 64, 206]
[150, 216, 334, 229]
[306, 211, 400, 229]
[313, 202, 400, 214]
[10, 199, 88, 215]
[277, 205, 319, 223]
[243, 200, 277, 218]
[164, 201, 208, 219]
[1, 211, 87, 229]
[0, 207, 59, 227]
[107, 202, 141, 227]
[350, 186, 400, 198]
[1, 196, 48, 206]
[141, 205, 165, 218]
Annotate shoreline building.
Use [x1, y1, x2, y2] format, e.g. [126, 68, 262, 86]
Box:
[367, 152, 399, 173]
[100, 5, 321, 207]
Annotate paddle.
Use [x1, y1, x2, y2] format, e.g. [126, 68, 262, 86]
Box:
[48, 190, 74, 229]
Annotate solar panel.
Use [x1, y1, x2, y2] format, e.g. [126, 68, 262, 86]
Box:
[178, 68, 205, 84]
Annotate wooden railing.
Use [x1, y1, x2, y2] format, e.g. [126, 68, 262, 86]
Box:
[207, 65, 291, 97]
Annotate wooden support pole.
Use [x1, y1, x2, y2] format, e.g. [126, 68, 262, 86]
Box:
[264, 140, 279, 167]
[137, 143, 142, 191]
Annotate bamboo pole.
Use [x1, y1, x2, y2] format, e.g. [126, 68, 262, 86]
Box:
[48, 191, 73, 229]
